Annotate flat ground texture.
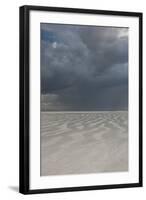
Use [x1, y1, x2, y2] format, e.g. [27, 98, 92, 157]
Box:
[40, 111, 128, 176]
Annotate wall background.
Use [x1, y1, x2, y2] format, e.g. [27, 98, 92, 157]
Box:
[0, 0, 145, 199]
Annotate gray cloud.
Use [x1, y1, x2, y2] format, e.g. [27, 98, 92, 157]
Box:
[41, 23, 128, 111]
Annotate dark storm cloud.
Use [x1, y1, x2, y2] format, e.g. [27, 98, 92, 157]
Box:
[41, 23, 128, 111]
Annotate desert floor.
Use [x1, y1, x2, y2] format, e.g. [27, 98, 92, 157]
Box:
[40, 111, 128, 176]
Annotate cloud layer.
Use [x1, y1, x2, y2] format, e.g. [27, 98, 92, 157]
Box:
[41, 23, 128, 111]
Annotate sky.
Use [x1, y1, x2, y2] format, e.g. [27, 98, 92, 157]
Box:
[41, 23, 128, 111]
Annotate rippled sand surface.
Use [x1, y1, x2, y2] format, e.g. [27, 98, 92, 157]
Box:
[40, 111, 128, 176]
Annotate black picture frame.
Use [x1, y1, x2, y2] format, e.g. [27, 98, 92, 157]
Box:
[19, 5, 143, 194]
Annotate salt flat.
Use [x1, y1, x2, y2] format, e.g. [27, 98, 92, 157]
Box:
[40, 111, 128, 176]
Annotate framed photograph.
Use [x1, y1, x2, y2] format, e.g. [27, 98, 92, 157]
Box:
[19, 5, 143, 194]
